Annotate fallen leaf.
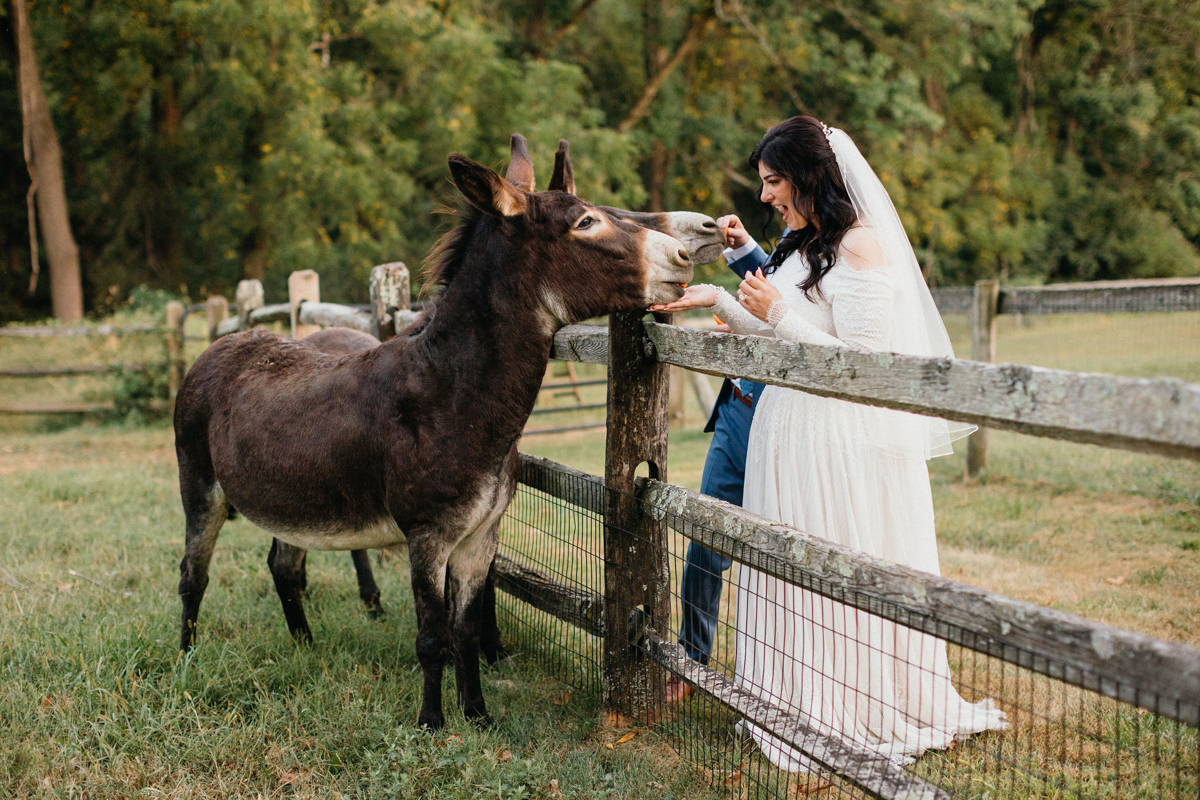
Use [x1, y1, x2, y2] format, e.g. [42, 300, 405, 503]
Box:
[56, 582, 74, 593]
[496, 749, 512, 763]
[551, 690, 573, 705]
[616, 732, 636, 745]
[1105, 574, 1127, 586]
[790, 776, 832, 795]
[547, 779, 563, 799]
[604, 743, 614, 750]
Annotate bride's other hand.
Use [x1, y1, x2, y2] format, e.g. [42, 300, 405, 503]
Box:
[738, 268, 782, 321]
[716, 214, 750, 249]
[649, 284, 720, 313]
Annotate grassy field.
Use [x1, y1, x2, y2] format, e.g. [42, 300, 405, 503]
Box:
[0, 425, 723, 799]
[2, 309, 1199, 798]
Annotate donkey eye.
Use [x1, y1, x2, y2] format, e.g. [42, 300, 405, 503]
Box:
[575, 216, 596, 230]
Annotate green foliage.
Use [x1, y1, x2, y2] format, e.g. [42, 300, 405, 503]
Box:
[1, 0, 1198, 320]
[109, 361, 171, 424]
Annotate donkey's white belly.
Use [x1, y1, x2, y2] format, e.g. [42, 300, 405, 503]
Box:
[236, 476, 510, 553]
[261, 517, 407, 552]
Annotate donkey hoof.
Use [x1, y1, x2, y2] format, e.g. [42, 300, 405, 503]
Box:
[364, 602, 386, 620]
[418, 711, 445, 732]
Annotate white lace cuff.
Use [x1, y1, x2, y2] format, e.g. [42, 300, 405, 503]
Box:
[766, 300, 790, 327]
[709, 287, 776, 337]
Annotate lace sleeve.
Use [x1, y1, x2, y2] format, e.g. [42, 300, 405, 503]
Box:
[710, 287, 777, 337]
[770, 267, 896, 352]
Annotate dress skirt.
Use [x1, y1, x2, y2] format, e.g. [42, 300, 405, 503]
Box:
[735, 385, 1007, 770]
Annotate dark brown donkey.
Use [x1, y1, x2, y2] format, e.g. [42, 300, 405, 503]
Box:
[297, 139, 726, 656]
[294, 327, 389, 618]
[173, 137, 693, 729]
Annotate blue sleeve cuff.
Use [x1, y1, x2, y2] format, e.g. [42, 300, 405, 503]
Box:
[723, 240, 759, 263]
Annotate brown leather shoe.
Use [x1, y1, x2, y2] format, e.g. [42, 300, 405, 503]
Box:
[664, 677, 694, 703]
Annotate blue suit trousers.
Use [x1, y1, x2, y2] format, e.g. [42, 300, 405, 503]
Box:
[679, 380, 763, 664]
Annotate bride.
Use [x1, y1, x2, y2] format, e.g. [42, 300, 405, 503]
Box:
[651, 116, 1006, 770]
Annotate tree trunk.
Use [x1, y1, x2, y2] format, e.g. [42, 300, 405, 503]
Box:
[13, 0, 84, 320]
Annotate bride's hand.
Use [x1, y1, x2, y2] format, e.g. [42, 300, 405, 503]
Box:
[738, 269, 782, 321]
[649, 284, 720, 313]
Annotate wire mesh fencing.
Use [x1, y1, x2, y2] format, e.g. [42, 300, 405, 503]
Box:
[495, 457, 1200, 799]
[932, 282, 1200, 382]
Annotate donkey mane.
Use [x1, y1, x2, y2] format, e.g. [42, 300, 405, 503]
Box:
[422, 206, 486, 289]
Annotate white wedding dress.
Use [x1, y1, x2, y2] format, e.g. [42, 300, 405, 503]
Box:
[703, 247, 1007, 772]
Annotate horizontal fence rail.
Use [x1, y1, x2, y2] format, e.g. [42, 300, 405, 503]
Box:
[930, 277, 1200, 316]
[0, 363, 149, 377]
[548, 323, 1200, 461]
[0, 323, 159, 338]
[213, 300, 423, 339]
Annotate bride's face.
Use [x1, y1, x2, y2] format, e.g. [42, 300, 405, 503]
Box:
[758, 162, 808, 231]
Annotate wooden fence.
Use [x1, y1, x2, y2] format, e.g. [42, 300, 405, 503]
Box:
[494, 305, 1200, 797]
[0, 322, 169, 416]
[931, 277, 1200, 475]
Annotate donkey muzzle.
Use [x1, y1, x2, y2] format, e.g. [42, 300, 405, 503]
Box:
[658, 211, 726, 266]
[642, 230, 694, 305]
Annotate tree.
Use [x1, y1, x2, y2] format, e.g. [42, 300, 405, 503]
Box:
[12, 0, 82, 319]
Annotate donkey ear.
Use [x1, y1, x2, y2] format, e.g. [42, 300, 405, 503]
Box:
[504, 133, 536, 193]
[449, 154, 528, 217]
[548, 139, 575, 195]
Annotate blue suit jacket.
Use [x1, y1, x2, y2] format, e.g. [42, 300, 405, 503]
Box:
[703, 241, 773, 433]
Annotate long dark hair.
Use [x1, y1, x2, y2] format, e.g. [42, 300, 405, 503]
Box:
[749, 116, 858, 299]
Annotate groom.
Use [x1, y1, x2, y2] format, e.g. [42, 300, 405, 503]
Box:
[668, 215, 776, 700]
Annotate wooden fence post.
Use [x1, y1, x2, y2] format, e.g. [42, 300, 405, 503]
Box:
[165, 300, 185, 416]
[369, 262, 409, 342]
[603, 310, 671, 723]
[236, 279, 264, 332]
[967, 279, 999, 477]
[288, 270, 321, 339]
[205, 296, 228, 343]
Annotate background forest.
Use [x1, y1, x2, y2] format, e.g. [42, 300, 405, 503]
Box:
[2, 0, 1199, 320]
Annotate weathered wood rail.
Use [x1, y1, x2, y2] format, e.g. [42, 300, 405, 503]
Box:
[932, 277, 1200, 473]
[0, 322, 165, 416]
[547, 322, 1200, 461]
[930, 277, 1200, 316]
[0, 363, 148, 377]
[0, 323, 159, 338]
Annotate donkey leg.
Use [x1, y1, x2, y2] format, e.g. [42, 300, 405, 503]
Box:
[178, 482, 228, 651]
[480, 558, 511, 665]
[447, 522, 499, 724]
[409, 539, 453, 730]
[268, 538, 313, 643]
[350, 550, 385, 618]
